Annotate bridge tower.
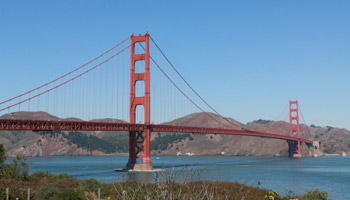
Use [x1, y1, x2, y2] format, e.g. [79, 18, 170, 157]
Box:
[288, 100, 302, 157]
[127, 33, 153, 171]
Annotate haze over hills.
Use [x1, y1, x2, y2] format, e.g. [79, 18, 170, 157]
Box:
[0, 111, 349, 157]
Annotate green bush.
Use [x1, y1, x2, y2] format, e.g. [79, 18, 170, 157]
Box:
[100, 184, 116, 198]
[54, 177, 83, 190]
[82, 178, 101, 192]
[29, 171, 71, 183]
[53, 189, 85, 200]
[265, 190, 279, 200]
[35, 186, 58, 200]
[0, 144, 6, 166]
[0, 154, 30, 181]
[276, 189, 330, 200]
[300, 189, 330, 200]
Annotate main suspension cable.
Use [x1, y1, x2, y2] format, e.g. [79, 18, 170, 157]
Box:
[0, 36, 130, 106]
[0, 45, 131, 112]
[149, 36, 244, 129]
[138, 42, 242, 129]
[298, 103, 312, 137]
[275, 103, 288, 122]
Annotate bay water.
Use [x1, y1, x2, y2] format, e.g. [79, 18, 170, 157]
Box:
[17, 156, 350, 199]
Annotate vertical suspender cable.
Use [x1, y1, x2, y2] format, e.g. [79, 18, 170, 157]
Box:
[122, 50, 124, 121]
[111, 57, 114, 119]
[117, 56, 119, 120]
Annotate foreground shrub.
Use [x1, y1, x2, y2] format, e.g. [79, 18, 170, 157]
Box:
[0, 154, 30, 181]
[53, 177, 83, 190]
[275, 188, 330, 200]
[52, 188, 85, 200]
[35, 186, 58, 200]
[82, 178, 101, 192]
[300, 189, 330, 200]
[29, 171, 71, 183]
[0, 144, 6, 166]
[111, 167, 270, 200]
[265, 190, 279, 200]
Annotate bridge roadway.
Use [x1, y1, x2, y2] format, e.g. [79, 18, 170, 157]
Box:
[0, 119, 313, 144]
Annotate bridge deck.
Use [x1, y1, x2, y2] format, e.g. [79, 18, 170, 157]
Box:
[0, 119, 313, 144]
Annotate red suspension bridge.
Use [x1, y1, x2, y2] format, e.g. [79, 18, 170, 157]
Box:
[0, 33, 314, 171]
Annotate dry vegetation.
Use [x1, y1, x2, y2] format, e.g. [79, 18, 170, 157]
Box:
[0, 167, 330, 200]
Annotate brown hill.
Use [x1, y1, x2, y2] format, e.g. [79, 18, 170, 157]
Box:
[163, 112, 245, 129]
[154, 113, 310, 156]
[155, 113, 350, 156]
[0, 112, 128, 157]
[0, 111, 60, 121]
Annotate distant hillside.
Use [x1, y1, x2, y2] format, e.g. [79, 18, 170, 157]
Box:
[163, 112, 245, 128]
[153, 113, 300, 156]
[0, 111, 349, 157]
[0, 112, 129, 157]
[154, 113, 349, 157]
[247, 120, 350, 155]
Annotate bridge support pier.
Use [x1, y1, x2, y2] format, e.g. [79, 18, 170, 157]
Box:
[288, 140, 302, 157]
[126, 129, 154, 171]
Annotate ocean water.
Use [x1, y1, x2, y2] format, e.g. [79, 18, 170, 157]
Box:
[13, 155, 350, 200]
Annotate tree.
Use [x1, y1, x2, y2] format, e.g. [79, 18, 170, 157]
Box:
[0, 154, 30, 180]
[0, 144, 7, 167]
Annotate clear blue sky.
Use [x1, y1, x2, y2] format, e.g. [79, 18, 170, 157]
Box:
[0, 1, 349, 129]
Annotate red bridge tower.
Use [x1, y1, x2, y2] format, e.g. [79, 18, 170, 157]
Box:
[288, 100, 302, 157]
[127, 33, 153, 171]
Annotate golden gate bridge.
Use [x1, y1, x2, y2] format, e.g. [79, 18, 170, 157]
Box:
[0, 33, 314, 171]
